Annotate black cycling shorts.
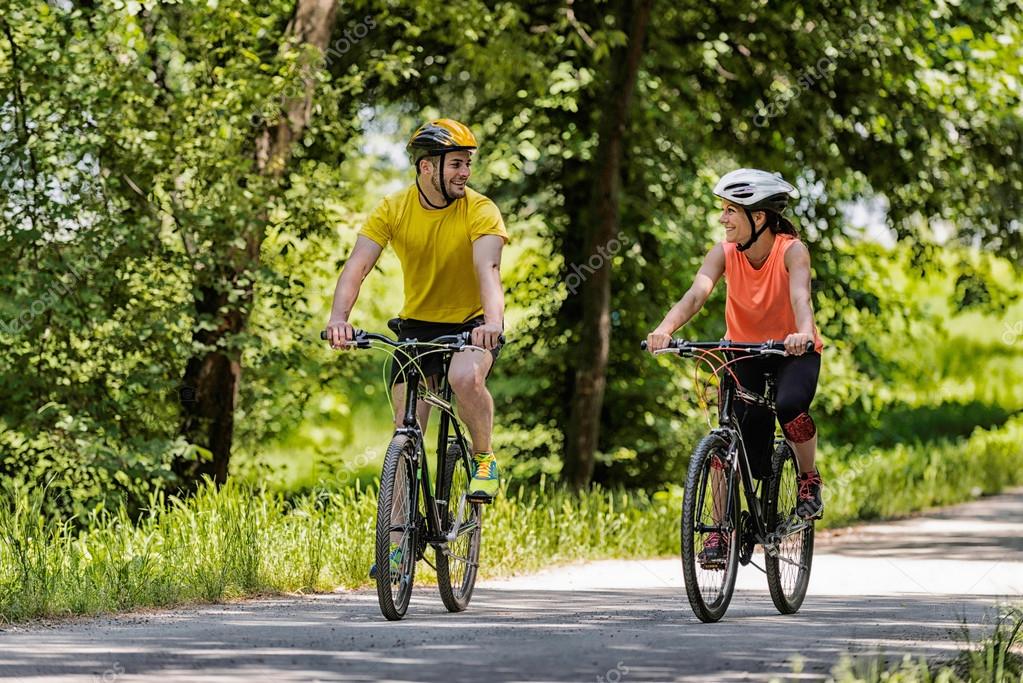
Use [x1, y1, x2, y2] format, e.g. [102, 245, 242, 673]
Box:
[388, 316, 501, 386]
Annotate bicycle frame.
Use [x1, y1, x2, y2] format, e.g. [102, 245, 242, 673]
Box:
[394, 344, 476, 554]
[655, 340, 814, 559]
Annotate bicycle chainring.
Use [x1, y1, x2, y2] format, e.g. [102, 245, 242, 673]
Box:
[738, 510, 756, 566]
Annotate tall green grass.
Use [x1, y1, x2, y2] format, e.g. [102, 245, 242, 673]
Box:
[0, 477, 676, 623]
[821, 414, 1023, 528]
[2, 416, 1020, 624]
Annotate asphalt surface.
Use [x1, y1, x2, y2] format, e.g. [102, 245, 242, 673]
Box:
[2, 489, 1021, 682]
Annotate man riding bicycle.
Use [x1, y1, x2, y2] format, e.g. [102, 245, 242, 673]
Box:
[324, 118, 508, 506]
[646, 169, 824, 562]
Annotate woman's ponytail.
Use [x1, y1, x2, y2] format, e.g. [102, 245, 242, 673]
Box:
[766, 211, 799, 238]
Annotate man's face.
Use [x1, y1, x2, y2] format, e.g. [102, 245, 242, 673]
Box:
[425, 150, 472, 199]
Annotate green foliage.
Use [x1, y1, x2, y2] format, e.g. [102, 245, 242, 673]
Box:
[0, 410, 190, 520]
[0, 0, 372, 507]
[1, 0, 1021, 512]
[412, 0, 1023, 485]
[822, 415, 1023, 528]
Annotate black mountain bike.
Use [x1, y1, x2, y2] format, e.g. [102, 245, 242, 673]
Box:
[322, 326, 496, 620]
[643, 338, 816, 622]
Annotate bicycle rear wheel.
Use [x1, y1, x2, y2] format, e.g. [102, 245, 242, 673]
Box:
[681, 433, 740, 623]
[765, 441, 814, 614]
[375, 434, 419, 621]
[436, 441, 482, 612]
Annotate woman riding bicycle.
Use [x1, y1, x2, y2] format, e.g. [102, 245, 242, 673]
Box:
[646, 169, 824, 544]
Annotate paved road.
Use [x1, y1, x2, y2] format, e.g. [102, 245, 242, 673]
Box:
[2, 489, 1021, 682]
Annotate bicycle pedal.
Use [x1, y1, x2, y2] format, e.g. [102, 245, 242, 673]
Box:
[465, 492, 495, 504]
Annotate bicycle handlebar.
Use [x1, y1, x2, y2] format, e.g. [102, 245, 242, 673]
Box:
[639, 339, 815, 355]
[320, 329, 504, 350]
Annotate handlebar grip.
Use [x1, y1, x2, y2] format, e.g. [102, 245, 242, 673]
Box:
[641, 339, 682, 351]
[462, 330, 506, 347]
[321, 329, 364, 342]
[772, 340, 814, 353]
[769, 339, 814, 355]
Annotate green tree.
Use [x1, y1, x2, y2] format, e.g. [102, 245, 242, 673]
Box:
[401, 0, 1022, 487]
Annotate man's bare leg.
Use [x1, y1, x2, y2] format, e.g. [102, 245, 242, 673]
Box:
[391, 380, 434, 431]
[448, 350, 497, 496]
[447, 350, 494, 452]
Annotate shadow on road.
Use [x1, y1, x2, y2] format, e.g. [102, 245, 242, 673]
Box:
[0, 588, 1006, 682]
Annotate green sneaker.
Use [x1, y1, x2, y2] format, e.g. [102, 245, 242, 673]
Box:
[469, 451, 500, 499]
[369, 542, 403, 581]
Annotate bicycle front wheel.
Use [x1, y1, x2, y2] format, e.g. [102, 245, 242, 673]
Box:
[681, 433, 740, 623]
[435, 441, 482, 612]
[765, 441, 814, 614]
[375, 434, 419, 621]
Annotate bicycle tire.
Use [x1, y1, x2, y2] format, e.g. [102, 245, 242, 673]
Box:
[435, 441, 482, 612]
[681, 433, 741, 623]
[375, 434, 418, 621]
[765, 441, 814, 614]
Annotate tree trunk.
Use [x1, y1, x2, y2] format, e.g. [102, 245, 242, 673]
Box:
[175, 0, 338, 490]
[175, 286, 244, 485]
[562, 0, 653, 489]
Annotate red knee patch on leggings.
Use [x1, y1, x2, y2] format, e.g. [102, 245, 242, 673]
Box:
[782, 412, 816, 443]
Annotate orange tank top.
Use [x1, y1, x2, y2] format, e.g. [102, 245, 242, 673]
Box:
[723, 234, 823, 352]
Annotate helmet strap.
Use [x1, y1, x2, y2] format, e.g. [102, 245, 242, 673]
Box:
[737, 208, 769, 252]
[438, 152, 453, 205]
[415, 152, 453, 209]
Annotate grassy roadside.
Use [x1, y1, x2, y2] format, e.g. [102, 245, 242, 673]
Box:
[1, 415, 1021, 624]
[812, 606, 1023, 683]
[0, 477, 678, 623]
[821, 413, 1023, 528]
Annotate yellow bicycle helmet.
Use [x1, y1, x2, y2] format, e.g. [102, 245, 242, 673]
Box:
[406, 118, 478, 207]
[407, 118, 478, 164]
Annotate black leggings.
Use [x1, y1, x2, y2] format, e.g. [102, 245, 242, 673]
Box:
[730, 352, 821, 478]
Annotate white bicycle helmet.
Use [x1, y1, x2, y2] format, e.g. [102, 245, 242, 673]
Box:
[713, 169, 797, 251]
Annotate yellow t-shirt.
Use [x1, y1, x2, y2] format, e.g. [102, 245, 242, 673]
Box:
[359, 184, 508, 323]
